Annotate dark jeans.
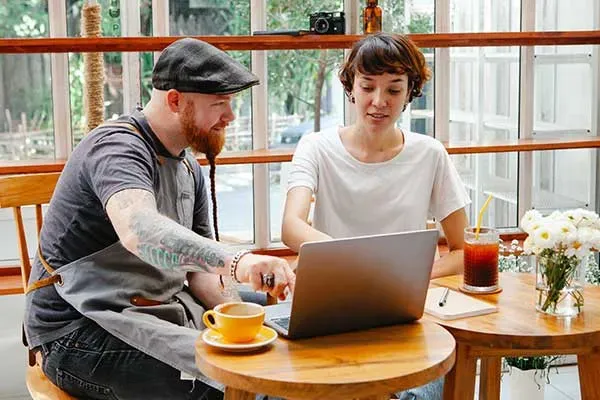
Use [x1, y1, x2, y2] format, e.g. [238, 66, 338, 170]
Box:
[39, 320, 223, 400]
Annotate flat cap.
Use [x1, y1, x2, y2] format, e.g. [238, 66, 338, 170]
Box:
[152, 37, 259, 94]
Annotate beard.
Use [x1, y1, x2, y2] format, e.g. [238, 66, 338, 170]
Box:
[181, 101, 226, 161]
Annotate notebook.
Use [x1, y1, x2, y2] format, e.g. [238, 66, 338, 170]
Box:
[424, 287, 498, 320]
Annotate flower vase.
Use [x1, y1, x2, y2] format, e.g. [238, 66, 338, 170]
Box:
[509, 368, 545, 400]
[535, 251, 586, 317]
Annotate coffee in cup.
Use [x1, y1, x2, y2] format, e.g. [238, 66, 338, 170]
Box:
[202, 302, 265, 343]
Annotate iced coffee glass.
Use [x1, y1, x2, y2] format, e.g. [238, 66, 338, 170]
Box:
[463, 227, 500, 293]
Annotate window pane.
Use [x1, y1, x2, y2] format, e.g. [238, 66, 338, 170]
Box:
[167, 1, 252, 243]
[169, 0, 249, 35]
[530, 149, 592, 212]
[205, 165, 254, 245]
[532, 41, 597, 212]
[536, 0, 597, 32]
[266, 0, 342, 243]
[534, 0, 597, 215]
[450, 1, 520, 228]
[140, 1, 153, 106]
[267, 48, 344, 242]
[402, 2, 434, 135]
[67, 0, 124, 146]
[0, 1, 53, 160]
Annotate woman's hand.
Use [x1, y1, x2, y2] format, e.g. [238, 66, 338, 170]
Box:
[235, 254, 296, 300]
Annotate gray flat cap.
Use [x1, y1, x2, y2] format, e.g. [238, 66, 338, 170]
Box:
[152, 37, 259, 94]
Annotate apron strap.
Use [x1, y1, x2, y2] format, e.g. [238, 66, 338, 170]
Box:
[26, 121, 193, 294]
[25, 275, 62, 294]
[25, 246, 62, 294]
[26, 122, 141, 295]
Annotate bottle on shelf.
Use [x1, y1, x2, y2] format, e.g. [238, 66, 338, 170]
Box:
[363, 0, 383, 34]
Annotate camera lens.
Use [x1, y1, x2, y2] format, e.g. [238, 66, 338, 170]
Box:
[314, 18, 329, 34]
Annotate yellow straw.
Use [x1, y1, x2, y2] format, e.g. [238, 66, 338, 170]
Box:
[475, 194, 494, 239]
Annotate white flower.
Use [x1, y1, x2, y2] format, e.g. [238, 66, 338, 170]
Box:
[523, 236, 539, 255]
[532, 224, 559, 250]
[577, 209, 600, 228]
[521, 210, 543, 234]
[565, 240, 590, 259]
[564, 209, 585, 227]
[553, 220, 578, 247]
[547, 210, 566, 222]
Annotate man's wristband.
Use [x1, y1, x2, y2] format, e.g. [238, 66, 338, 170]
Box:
[230, 249, 252, 283]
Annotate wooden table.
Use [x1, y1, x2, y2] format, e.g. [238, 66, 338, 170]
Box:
[195, 321, 455, 400]
[428, 272, 600, 400]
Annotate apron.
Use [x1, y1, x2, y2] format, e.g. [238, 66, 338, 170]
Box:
[30, 123, 217, 387]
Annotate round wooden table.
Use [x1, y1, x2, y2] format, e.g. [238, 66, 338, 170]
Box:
[428, 272, 600, 400]
[195, 321, 456, 400]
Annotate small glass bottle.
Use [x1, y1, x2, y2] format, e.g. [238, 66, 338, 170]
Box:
[363, 0, 383, 34]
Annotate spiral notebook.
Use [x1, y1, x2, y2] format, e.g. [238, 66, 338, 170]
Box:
[424, 287, 498, 320]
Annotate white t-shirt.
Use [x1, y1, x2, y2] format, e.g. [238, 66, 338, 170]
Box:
[287, 127, 471, 239]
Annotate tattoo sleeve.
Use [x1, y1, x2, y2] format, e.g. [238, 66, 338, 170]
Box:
[106, 188, 232, 273]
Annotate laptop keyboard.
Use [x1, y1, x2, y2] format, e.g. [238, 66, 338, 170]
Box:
[270, 316, 291, 331]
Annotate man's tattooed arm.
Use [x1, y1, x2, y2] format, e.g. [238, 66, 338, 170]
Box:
[105, 188, 233, 273]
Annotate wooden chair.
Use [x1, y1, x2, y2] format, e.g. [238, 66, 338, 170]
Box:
[0, 173, 74, 400]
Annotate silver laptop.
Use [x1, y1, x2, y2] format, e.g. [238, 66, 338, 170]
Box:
[265, 229, 439, 339]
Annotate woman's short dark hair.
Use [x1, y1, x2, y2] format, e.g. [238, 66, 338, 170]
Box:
[339, 33, 431, 104]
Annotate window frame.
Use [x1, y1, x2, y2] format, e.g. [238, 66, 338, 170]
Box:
[8, 0, 600, 250]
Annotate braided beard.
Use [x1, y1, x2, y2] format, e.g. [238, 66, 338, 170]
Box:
[181, 101, 226, 161]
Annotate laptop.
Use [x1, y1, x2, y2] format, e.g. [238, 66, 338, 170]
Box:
[265, 229, 439, 339]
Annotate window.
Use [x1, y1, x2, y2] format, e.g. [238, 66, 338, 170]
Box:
[531, 0, 597, 213]
[0, 0, 598, 256]
[0, 0, 53, 160]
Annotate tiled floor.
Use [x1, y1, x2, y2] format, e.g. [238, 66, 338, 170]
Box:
[0, 294, 583, 400]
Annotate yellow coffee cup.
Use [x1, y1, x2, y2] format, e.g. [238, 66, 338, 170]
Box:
[202, 302, 265, 343]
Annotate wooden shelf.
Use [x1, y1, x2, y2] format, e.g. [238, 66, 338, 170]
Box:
[1, 136, 599, 175]
[442, 136, 600, 154]
[0, 31, 599, 54]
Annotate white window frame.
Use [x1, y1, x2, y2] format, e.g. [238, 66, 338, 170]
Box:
[41, 0, 600, 249]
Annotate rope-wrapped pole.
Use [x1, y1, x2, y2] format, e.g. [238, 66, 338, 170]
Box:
[82, 1, 104, 132]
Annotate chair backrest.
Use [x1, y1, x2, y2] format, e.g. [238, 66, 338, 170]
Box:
[0, 173, 60, 291]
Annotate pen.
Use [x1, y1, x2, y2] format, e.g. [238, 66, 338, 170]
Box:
[438, 288, 450, 307]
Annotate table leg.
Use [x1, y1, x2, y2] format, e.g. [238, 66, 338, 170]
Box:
[224, 387, 255, 400]
[443, 342, 477, 400]
[478, 357, 502, 400]
[577, 352, 600, 399]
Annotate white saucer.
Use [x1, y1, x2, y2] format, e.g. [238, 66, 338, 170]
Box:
[202, 326, 278, 352]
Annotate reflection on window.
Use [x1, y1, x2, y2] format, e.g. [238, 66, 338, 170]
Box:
[0, 0, 53, 160]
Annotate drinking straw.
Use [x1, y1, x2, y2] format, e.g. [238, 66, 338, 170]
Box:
[475, 194, 494, 240]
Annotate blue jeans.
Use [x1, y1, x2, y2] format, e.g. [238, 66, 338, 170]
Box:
[396, 377, 444, 400]
[39, 320, 223, 400]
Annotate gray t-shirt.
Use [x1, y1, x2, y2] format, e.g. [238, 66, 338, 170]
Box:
[24, 110, 212, 348]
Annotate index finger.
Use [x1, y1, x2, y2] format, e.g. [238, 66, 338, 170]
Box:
[284, 263, 296, 294]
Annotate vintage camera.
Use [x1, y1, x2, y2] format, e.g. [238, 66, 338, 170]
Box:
[309, 11, 345, 34]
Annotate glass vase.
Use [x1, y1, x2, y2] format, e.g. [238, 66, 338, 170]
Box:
[535, 251, 586, 317]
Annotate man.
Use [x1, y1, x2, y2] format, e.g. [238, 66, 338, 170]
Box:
[24, 38, 295, 400]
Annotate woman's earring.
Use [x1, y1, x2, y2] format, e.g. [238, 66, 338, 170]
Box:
[350, 95, 355, 103]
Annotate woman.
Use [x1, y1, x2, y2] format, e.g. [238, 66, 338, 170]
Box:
[281, 32, 470, 400]
[282, 33, 470, 280]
